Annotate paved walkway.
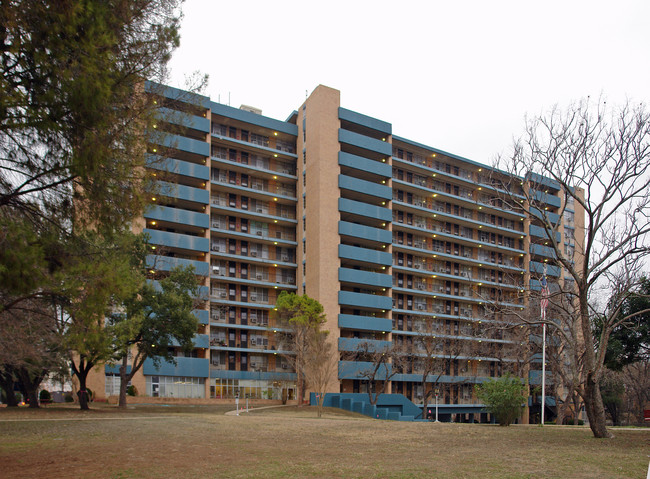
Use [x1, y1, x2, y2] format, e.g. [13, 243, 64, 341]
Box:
[224, 404, 292, 416]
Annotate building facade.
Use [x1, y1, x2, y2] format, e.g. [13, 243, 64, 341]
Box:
[90, 84, 582, 420]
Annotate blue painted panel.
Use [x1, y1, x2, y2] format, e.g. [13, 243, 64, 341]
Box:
[338, 314, 392, 332]
[338, 337, 392, 352]
[146, 155, 210, 181]
[338, 129, 392, 156]
[338, 291, 392, 310]
[193, 334, 209, 349]
[338, 107, 392, 134]
[339, 244, 392, 266]
[157, 181, 209, 204]
[144, 205, 209, 228]
[105, 364, 132, 374]
[193, 309, 209, 325]
[530, 243, 557, 259]
[144, 229, 209, 253]
[339, 361, 391, 380]
[339, 198, 392, 222]
[529, 224, 561, 242]
[158, 133, 209, 157]
[143, 357, 209, 378]
[338, 151, 392, 177]
[530, 261, 560, 277]
[338, 267, 392, 288]
[339, 221, 391, 244]
[339, 175, 392, 200]
[527, 172, 560, 191]
[210, 102, 298, 136]
[145, 81, 210, 108]
[210, 370, 296, 381]
[533, 190, 561, 208]
[146, 254, 209, 276]
[156, 107, 210, 133]
[529, 207, 560, 226]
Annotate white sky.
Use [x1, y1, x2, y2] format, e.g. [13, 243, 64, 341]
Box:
[167, 0, 650, 164]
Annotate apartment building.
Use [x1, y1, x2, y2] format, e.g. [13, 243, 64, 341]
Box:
[90, 84, 581, 419]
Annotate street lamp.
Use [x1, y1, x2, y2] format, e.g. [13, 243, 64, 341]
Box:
[435, 388, 440, 422]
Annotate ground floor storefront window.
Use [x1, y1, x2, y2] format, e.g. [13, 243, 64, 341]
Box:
[146, 376, 205, 398]
[210, 378, 296, 400]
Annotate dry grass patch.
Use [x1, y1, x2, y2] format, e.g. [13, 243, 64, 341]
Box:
[0, 404, 648, 478]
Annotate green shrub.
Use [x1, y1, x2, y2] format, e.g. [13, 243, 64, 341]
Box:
[476, 373, 526, 426]
[127, 385, 137, 396]
[64, 393, 74, 403]
[15, 392, 23, 403]
[39, 389, 52, 401]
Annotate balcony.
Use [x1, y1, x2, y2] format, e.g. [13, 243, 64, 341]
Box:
[144, 228, 209, 253]
[529, 224, 561, 242]
[143, 356, 209, 378]
[532, 190, 562, 209]
[157, 133, 210, 157]
[339, 360, 390, 380]
[339, 175, 392, 201]
[146, 254, 209, 276]
[338, 151, 391, 178]
[529, 207, 560, 226]
[530, 243, 557, 260]
[338, 291, 392, 311]
[147, 155, 210, 181]
[144, 205, 209, 229]
[339, 244, 392, 266]
[338, 129, 392, 156]
[338, 314, 392, 333]
[338, 107, 392, 135]
[339, 198, 392, 222]
[158, 181, 209, 205]
[338, 267, 392, 288]
[338, 337, 392, 353]
[339, 221, 391, 245]
[156, 107, 209, 133]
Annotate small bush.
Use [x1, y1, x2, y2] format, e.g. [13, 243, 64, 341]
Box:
[15, 392, 23, 403]
[64, 393, 74, 403]
[39, 389, 52, 401]
[476, 374, 526, 426]
[127, 385, 137, 396]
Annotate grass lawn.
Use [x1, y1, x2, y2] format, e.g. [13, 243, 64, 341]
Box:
[0, 404, 648, 478]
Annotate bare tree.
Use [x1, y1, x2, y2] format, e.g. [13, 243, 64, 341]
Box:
[496, 99, 650, 437]
[409, 317, 481, 419]
[342, 340, 408, 406]
[620, 360, 650, 425]
[303, 330, 337, 418]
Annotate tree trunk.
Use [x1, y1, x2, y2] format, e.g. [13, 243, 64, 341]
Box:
[16, 367, 42, 409]
[118, 355, 129, 408]
[76, 368, 90, 410]
[0, 370, 19, 407]
[584, 373, 611, 438]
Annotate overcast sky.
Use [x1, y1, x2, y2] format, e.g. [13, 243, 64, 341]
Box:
[167, 0, 650, 164]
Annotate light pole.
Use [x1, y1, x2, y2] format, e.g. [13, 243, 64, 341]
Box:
[435, 388, 440, 422]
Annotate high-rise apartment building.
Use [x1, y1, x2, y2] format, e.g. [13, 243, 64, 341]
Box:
[91, 84, 582, 421]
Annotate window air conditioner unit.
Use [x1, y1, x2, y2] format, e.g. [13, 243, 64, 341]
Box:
[282, 364, 288, 369]
[414, 264, 421, 269]
[250, 295, 257, 301]
[250, 339, 256, 345]
[256, 274, 263, 280]
[256, 231, 263, 236]
[219, 292, 226, 298]
[282, 256, 289, 262]
[257, 208, 264, 213]
[418, 285, 425, 290]
[251, 317, 258, 324]
[251, 251, 258, 257]
[417, 304, 424, 310]
[288, 278, 294, 284]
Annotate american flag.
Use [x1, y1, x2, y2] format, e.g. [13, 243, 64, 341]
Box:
[540, 271, 549, 320]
